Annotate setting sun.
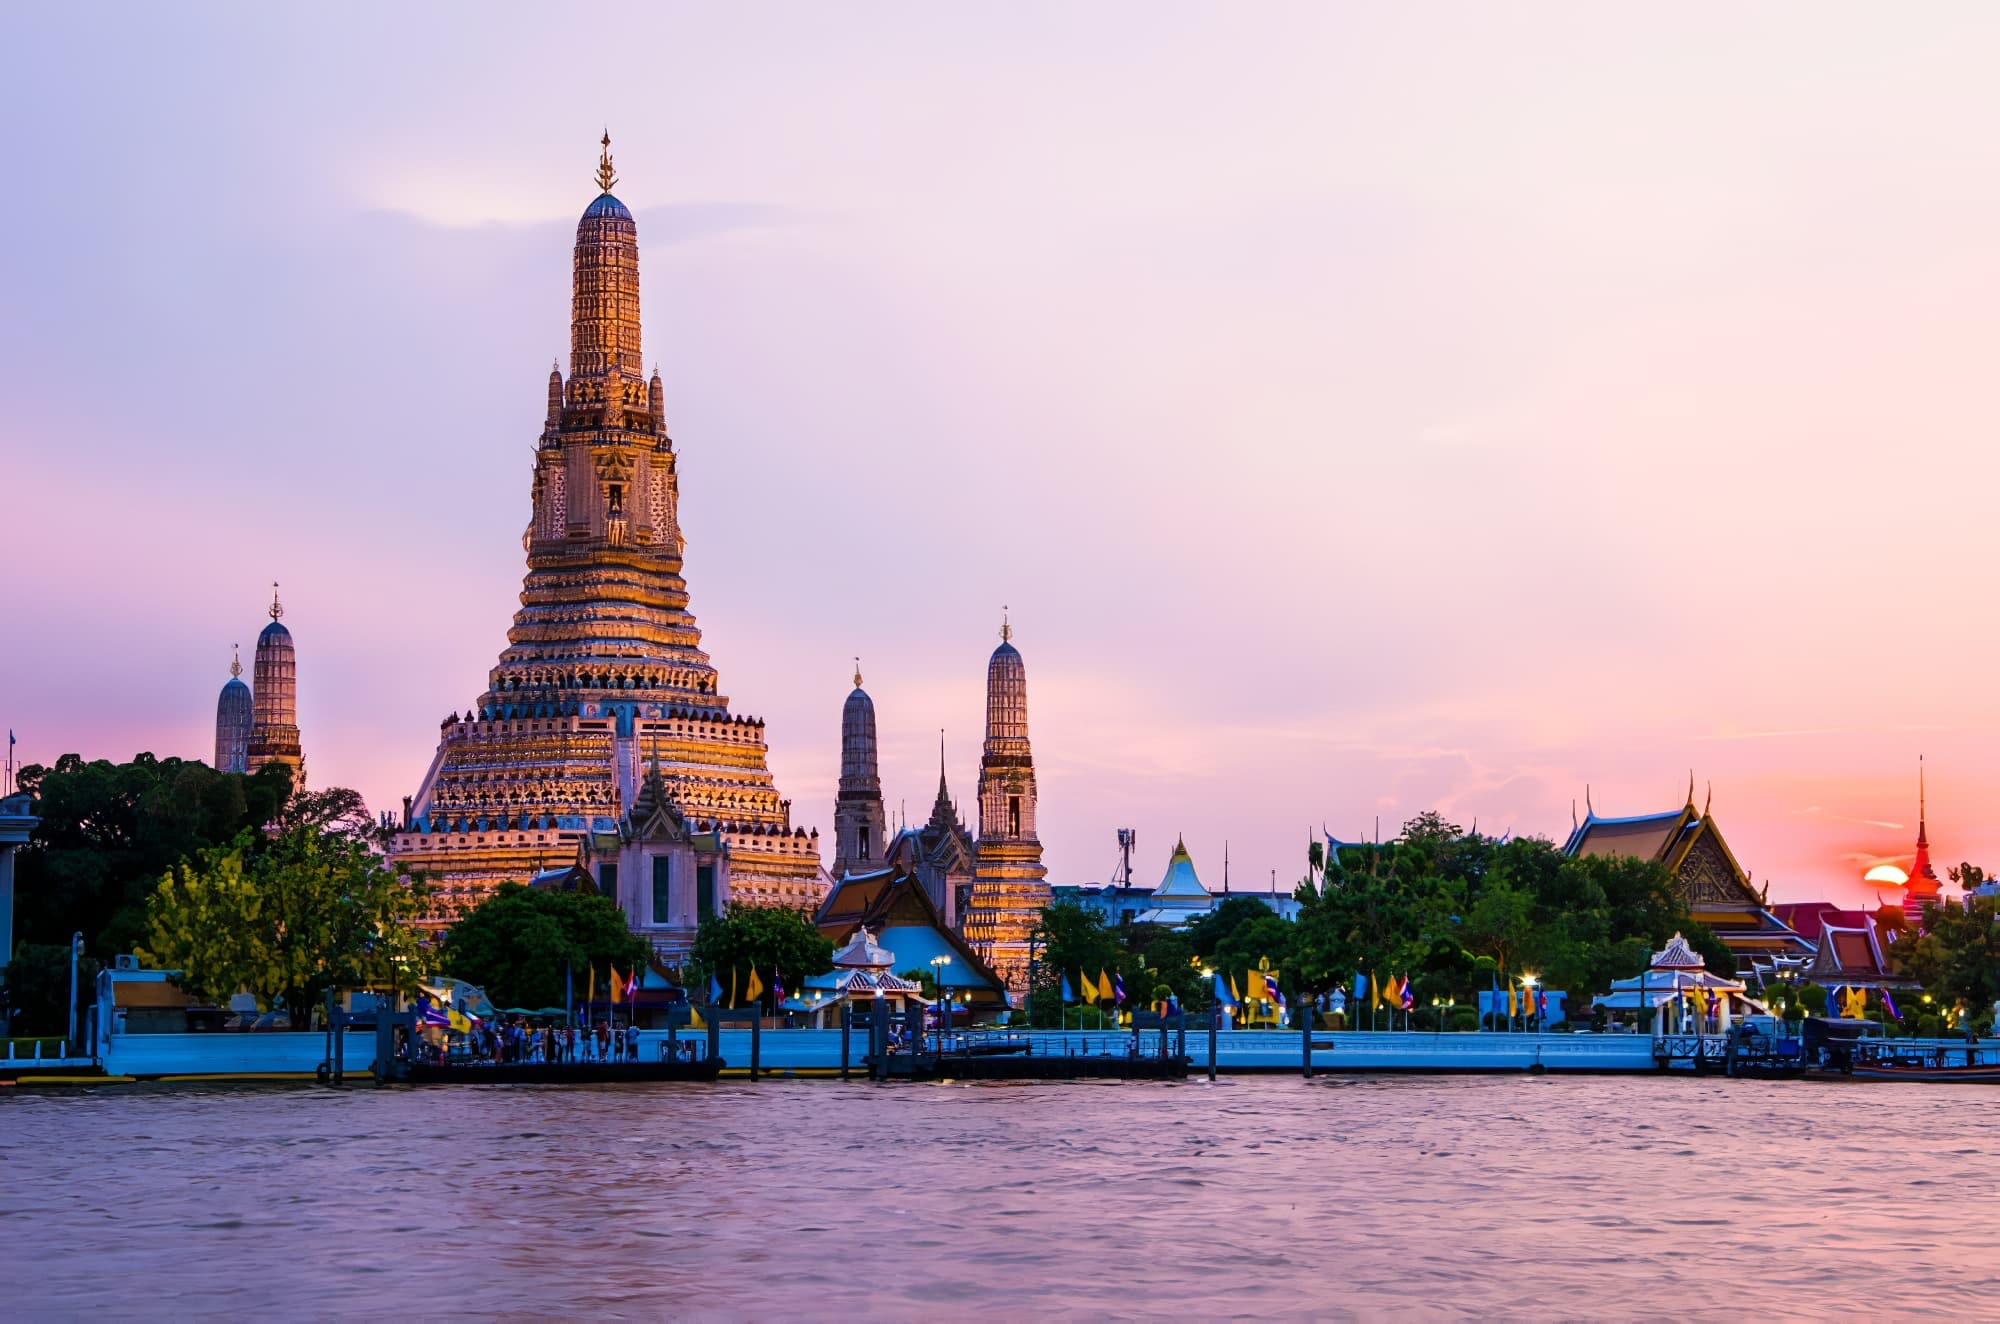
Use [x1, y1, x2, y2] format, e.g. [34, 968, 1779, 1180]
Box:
[1864, 864, 1910, 886]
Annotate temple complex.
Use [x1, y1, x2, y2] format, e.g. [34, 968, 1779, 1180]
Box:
[244, 586, 302, 778]
[212, 645, 251, 775]
[960, 615, 1049, 995]
[1563, 783, 1810, 972]
[386, 138, 825, 926]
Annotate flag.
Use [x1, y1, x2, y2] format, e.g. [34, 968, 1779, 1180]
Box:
[610, 965, 624, 1006]
[1400, 977, 1414, 1012]
[1882, 989, 1902, 1021]
[417, 994, 450, 1027]
[1060, 972, 1076, 1003]
[1507, 985, 1519, 1018]
[731, 966, 740, 1009]
[1263, 972, 1285, 1008]
[708, 973, 723, 1005]
[744, 968, 765, 1005]
[625, 967, 640, 1001]
[1352, 973, 1367, 1003]
[689, 1005, 706, 1030]
[1112, 972, 1127, 1005]
[1097, 970, 1113, 1006]
[1536, 990, 1548, 1020]
[1230, 973, 1244, 1005]
[773, 970, 786, 1004]
[1080, 970, 1098, 1003]
[1370, 972, 1381, 1011]
[588, 965, 597, 1006]
[1213, 971, 1236, 1005]
[1165, 994, 1180, 1016]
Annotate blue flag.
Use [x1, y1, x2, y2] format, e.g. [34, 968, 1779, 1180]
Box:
[1060, 972, 1075, 1003]
[708, 973, 723, 1004]
[1352, 973, 1367, 1002]
[1213, 971, 1236, 1006]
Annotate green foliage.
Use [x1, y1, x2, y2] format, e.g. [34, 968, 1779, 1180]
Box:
[14, 753, 295, 957]
[1797, 982, 1830, 1016]
[439, 883, 648, 1010]
[687, 905, 834, 1010]
[0, 941, 100, 1037]
[138, 826, 427, 1027]
[1888, 894, 2000, 1018]
[1186, 896, 1292, 961]
[1286, 814, 1726, 1009]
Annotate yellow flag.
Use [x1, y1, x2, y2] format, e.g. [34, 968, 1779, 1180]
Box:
[610, 966, 624, 1005]
[730, 966, 739, 1009]
[1229, 973, 1243, 1005]
[1097, 969, 1113, 1004]
[587, 966, 597, 1005]
[745, 968, 766, 1004]
[1080, 970, 1098, 1003]
[1369, 972, 1381, 1011]
[1507, 985, 1519, 1017]
[689, 1005, 705, 1030]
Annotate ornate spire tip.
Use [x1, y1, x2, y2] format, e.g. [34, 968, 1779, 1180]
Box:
[269, 582, 284, 621]
[1001, 605, 1011, 643]
[230, 644, 241, 679]
[594, 130, 618, 194]
[853, 657, 863, 689]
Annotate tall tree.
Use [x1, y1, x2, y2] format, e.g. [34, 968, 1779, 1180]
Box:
[139, 826, 427, 1026]
[687, 906, 835, 1010]
[438, 883, 648, 1010]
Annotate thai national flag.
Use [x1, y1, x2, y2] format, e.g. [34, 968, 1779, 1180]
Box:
[773, 971, 786, 1003]
[1113, 973, 1126, 1004]
[1264, 973, 1285, 1008]
[1882, 989, 1902, 1020]
[1400, 980, 1415, 1012]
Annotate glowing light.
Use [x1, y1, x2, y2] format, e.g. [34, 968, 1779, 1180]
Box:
[1864, 864, 1909, 886]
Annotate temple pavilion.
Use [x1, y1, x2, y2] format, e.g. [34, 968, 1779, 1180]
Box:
[1593, 933, 1770, 1029]
[790, 928, 927, 1027]
[1563, 784, 1810, 972]
[816, 844, 1010, 1016]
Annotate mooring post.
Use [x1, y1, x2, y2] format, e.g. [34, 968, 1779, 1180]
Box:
[840, 1002, 851, 1081]
[871, 996, 889, 1081]
[1208, 1003, 1219, 1081]
[706, 1005, 720, 1066]
[1301, 1000, 1313, 1079]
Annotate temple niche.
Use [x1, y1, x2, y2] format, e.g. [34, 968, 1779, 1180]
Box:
[386, 138, 826, 940]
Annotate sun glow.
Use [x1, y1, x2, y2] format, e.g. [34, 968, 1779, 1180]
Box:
[1863, 864, 1909, 886]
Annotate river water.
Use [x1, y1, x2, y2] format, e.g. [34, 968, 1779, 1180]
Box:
[3, 1075, 1994, 1319]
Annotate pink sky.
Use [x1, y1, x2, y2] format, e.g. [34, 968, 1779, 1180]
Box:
[3, 5, 1996, 906]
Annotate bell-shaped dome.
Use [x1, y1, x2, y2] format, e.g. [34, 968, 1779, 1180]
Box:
[258, 618, 292, 646]
[581, 192, 632, 222]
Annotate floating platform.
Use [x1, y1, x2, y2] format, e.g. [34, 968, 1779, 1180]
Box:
[868, 1052, 1190, 1082]
[393, 1058, 725, 1086]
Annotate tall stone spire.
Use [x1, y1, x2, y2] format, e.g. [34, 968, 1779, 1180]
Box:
[245, 583, 302, 777]
[963, 610, 1049, 997]
[213, 643, 252, 775]
[386, 144, 824, 929]
[832, 662, 886, 879]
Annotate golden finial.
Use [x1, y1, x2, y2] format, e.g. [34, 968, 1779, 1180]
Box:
[1001, 605, 1011, 643]
[269, 582, 284, 621]
[853, 657, 863, 689]
[229, 644, 241, 679]
[595, 130, 618, 193]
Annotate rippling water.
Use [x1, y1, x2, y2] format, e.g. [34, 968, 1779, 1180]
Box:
[3, 1076, 1995, 1319]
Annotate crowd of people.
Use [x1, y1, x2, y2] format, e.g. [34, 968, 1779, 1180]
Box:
[412, 1019, 650, 1066]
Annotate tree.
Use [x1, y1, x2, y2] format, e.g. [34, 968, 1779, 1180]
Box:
[687, 905, 834, 1010]
[139, 826, 427, 1027]
[1186, 896, 1288, 962]
[1889, 895, 2000, 1021]
[1031, 902, 1129, 1027]
[439, 884, 648, 1010]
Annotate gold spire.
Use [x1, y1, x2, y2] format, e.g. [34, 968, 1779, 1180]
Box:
[1000, 605, 1011, 643]
[594, 130, 618, 193]
[853, 657, 863, 689]
[269, 582, 284, 621]
[230, 644, 241, 679]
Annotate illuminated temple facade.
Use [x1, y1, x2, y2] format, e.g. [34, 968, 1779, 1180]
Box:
[960, 618, 1050, 995]
[387, 139, 825, 930]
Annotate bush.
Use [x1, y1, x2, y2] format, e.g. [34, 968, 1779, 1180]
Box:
[1448, 1007, 1480, 1032]
[1916, 1014, 1944, 1038]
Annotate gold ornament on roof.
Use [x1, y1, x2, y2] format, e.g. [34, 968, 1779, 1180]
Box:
[853, 657, 863, 689]
[595, 131, 618, 193]
[230, 644, 241, 679]
[269, 582, 284, 621]
[1000, 605, 1011, 642]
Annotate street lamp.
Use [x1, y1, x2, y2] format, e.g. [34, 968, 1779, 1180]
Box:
[1521, 973, 1539, 1037]
[930, 955, 952, 1053]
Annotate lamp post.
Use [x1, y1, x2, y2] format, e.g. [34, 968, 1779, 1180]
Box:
[930, 955, 952, 1053]
[67, 931, 82, 1053]
[1521, 973, 1539, 1040]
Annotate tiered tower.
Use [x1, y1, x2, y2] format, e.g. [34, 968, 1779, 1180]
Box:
[831, 662, 887, 879]
[1903, 758, 1942, 927]
[962, 612, 1048, 996]
[245, 585, 302, 776]
[213, 645, 252, 775]
[386, 136, 824, 924]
